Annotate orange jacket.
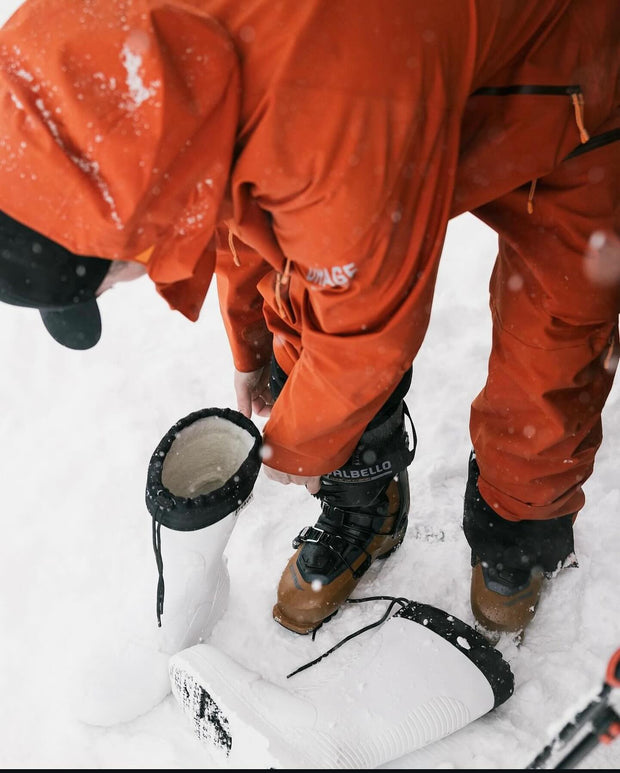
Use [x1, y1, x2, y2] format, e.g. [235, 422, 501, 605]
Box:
[0, 0, 618, 476]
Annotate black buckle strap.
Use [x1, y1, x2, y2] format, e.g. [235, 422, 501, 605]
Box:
[321, 505, 383, 534]
[293, 525, 339, 550]
[292, 525, 371, 577]
[294, 515, 378, 550]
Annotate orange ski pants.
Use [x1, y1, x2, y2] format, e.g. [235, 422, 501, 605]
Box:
[470, 126, 620, 523]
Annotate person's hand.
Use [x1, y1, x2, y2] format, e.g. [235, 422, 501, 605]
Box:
[234, 366, 273, 418]
[262, 465, 322, 495]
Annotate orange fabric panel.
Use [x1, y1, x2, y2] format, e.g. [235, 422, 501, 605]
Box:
[0, 0, 240, 319]
[1, 0, 619, 495]
[470, 117, 620, 521]
[219, 0, 620, 476]
[214, 224, 273, 372]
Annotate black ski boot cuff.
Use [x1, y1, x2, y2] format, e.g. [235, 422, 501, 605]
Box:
[463, 454, 576, 577]
[319, 401, 416, 508]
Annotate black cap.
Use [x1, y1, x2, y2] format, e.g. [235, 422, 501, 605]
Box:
[0, 210, 111, 350]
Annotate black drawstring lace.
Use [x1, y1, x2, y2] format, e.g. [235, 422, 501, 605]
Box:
[152, 517, 165, 627]
[286, 595, 411, 678]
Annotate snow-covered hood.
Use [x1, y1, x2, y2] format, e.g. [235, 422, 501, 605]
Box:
[0, 0, 240, 318]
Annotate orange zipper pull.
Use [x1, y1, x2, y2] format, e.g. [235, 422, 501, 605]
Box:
[527, 179, 538, 214]
[228, 228, 241, 266]
[571, 91, 590, 143]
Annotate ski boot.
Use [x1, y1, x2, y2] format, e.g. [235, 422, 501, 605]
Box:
[470, 561, 544, 641]
[463, 452, 576, 642]
[274, 400, 416, 634]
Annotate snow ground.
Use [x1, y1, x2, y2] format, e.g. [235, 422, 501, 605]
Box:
[0, 1, 618, 768]
[1, 209, 618, 769]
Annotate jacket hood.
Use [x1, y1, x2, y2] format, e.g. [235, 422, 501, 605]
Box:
[0, 0, 240, 318]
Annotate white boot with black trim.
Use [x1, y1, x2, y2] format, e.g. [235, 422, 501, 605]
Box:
[68, 407, 262, 726]
[169, 597, 514, 769]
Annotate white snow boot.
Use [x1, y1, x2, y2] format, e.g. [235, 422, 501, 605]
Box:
[69, 407, 262, 727]
[169, 598, 514, 769]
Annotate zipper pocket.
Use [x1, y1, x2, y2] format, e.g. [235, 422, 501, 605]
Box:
[472, 84, 589, 143]
[472, 84, 583, 97]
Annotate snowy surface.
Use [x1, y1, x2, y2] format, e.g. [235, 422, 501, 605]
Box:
[1, 208, 618, 770]
[0, 2, 618, 769]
